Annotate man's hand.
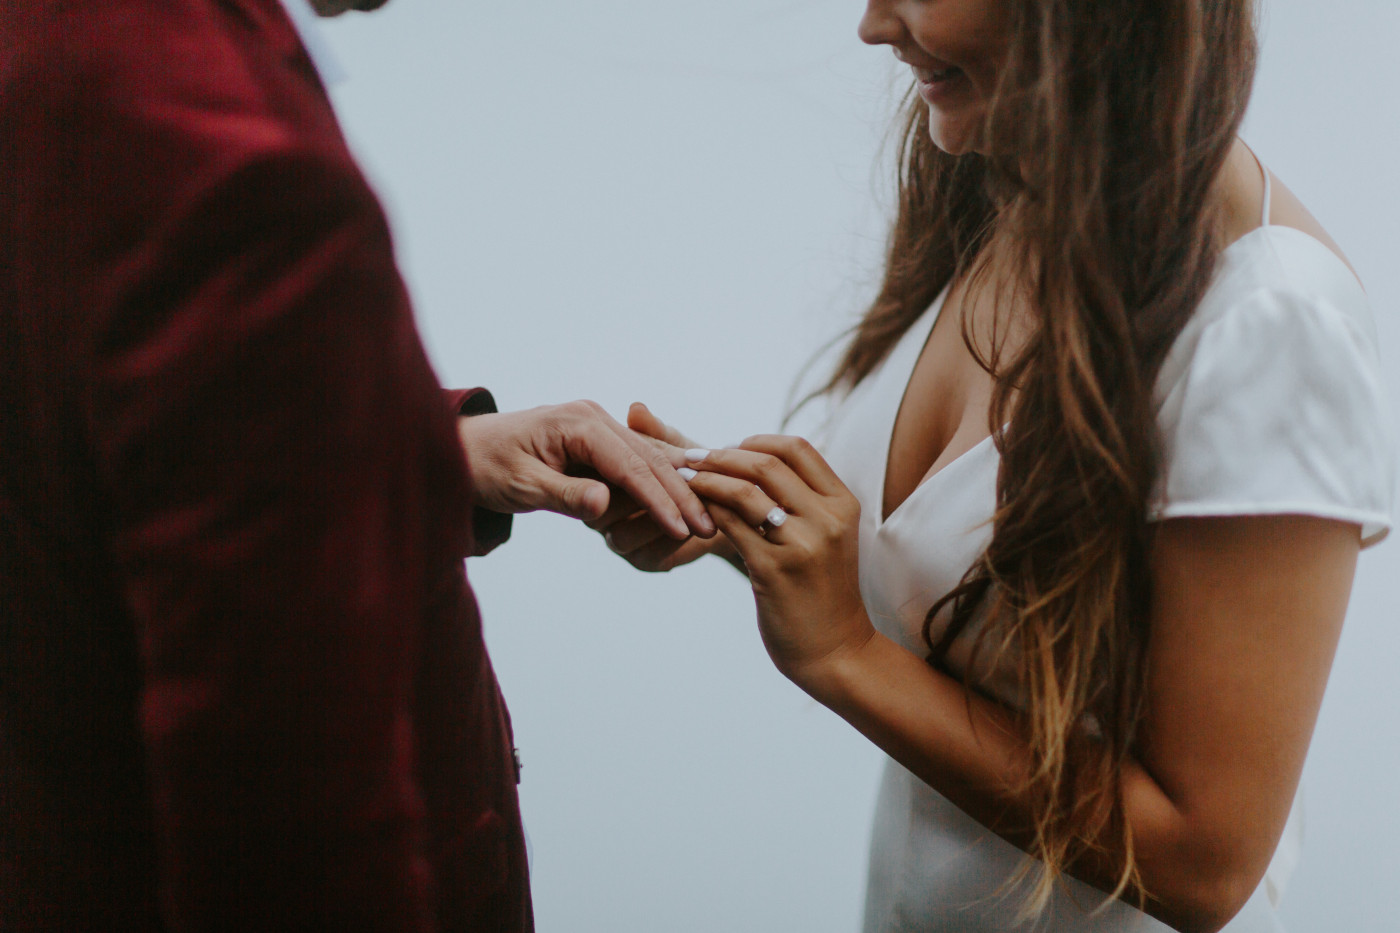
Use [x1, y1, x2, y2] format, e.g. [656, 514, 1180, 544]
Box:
[456, 400, 716, 540]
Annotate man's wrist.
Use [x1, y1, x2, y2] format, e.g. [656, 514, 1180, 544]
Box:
[448, 391, 512, 555]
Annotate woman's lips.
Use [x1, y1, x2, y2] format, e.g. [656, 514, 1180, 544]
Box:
[914, 66, 966, 105]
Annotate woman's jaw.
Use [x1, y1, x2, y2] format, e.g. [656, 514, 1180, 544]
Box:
[912, 65, 987, 156]
[892, 46, 985, 155]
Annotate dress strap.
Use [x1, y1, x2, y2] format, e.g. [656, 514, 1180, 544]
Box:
[1241, 139, 1273, 227]
[1260, 161, 1273, 227]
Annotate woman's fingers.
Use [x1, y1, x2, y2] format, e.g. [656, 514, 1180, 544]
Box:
[684, 445, 813, 515]
[603, 512, 673, 555]
[685, 470, 788, 534]
[736, 434, 848, 498]
[624, 535, 714, 573]
[703, 501, 770, 556]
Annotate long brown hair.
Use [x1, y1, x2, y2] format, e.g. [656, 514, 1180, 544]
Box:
[825, 0, 1258, 911]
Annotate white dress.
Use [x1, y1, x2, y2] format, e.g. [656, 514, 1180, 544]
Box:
[818, 174, 1396, 932]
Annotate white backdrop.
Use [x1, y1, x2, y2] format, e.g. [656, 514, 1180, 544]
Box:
[320, 3, 1400, 930]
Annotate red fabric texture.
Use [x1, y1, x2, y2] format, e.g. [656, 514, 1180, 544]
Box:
[0, 0, 531, 929]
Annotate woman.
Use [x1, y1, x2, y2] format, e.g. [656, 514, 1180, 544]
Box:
[598, 0, 1394, 929]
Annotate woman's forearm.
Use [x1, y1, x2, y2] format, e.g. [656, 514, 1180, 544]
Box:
[794, 629, 1257, 933]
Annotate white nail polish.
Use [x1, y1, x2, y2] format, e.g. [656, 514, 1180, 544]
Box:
[685, 448, 711, 462]
[678, 467, 698, 481]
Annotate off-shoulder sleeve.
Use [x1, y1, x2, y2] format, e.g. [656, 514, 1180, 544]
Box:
[1150, 284, 1396, 546]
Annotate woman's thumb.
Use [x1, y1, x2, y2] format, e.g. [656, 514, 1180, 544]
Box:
[627, 402, 665, 437]
[628, 402, 690, 448]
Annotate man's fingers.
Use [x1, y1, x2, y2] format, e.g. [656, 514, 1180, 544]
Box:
[467, 401, 716, 536]
[613, 424, 716, 536]
[585, 491, 643, 532]
[573, 415, 714, 539]
[572, 430, 686, 536]
[528, 465, 611, 521]
[622, 404, 716, 525]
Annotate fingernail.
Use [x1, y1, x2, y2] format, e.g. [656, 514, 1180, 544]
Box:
[678, 467, 698, 481]
[700, 513, 717, 535]
[685, 448, 710, 462]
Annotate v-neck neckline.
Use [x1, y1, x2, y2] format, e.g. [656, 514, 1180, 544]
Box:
[872, 284, 998, 530]
[868, 230, 1359, 532]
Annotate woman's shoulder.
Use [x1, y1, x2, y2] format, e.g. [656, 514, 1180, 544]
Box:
[1149, 189, 1394, 545]
[1193, 144, 1363, 319]
[1158, 192, 1381, 426]
[1250, 162, 1358, 279]
[1173, 146, 1370, 360]
[1153, 226, 1375, 434]
[1216, 140, 1356, 273]
[1207, 150, 1363, 311]
[1197, 226, 1369, 333]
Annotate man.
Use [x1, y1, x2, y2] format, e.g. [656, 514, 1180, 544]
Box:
[0, 0, 712, 929]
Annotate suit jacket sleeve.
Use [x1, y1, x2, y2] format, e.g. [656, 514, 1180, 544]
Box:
[444, 388, 514, 556]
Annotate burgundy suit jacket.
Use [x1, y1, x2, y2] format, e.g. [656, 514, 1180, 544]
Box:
[0, 0, 531, 929]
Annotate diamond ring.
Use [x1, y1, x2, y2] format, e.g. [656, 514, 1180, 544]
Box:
[757, 506, 787, 536]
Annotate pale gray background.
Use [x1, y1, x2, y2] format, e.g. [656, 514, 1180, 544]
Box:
[319, 2, 1399, 930]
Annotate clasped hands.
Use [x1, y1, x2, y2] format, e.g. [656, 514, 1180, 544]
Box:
[590, 403, 877, 687]
[456, 398, 875, 686]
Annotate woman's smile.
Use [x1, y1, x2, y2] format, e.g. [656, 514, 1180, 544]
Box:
[859, 0, 1010, 155]
[913, 65, 969, 106]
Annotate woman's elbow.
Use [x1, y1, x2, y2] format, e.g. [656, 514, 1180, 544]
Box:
[1148, 852, 1265, 933]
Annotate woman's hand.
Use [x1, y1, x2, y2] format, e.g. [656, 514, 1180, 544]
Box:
[586, 403, 738, 573]
[683, 435, 875, 684]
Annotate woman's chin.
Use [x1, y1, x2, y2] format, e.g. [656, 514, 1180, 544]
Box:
[926, 110, 983, 157]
